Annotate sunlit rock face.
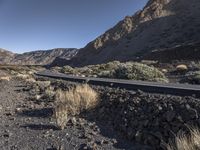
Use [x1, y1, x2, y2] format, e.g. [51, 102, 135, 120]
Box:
[70, 0, 200, 66]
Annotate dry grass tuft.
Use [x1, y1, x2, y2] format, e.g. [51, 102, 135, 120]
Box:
[0, 76, 11, 81]
[16, 73, 30, 79]
[44, 86, 55, 99]
[167, 128, 200, 150]
[36, 81, 51, 88]
[54, 84, 99, 130]
[25, 77, 36, 83]
[54, 103, 68, 130]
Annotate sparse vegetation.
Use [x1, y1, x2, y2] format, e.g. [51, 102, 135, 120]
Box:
[185, 71, 200, 84]
[36, 81, 51, 88]
[54, 102, 68, 130]
[16, 73, 31, 80]
[57, 61, 168, 82]
[167, 128, 200, 150]
[0, 76, 11, 81]
[54, 84, 99, 130]
[188, 61, 200, 71]
[44, 86, 55, 100]
[30, 80, 53, 101]
[0, 65, 44, 83]
[0, 65, 39, 74]
[0, 70, 11, 81]
[113, 62, 168, 82]
[25, 77, 36, 83]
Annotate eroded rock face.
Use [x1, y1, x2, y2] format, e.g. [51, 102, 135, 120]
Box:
[0, 48, 78, 65]
[89, 0, 173, 51]
[71, 0, 200, 66]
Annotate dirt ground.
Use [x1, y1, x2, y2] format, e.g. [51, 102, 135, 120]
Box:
[1, 71, 200, 150]
[0, 79, 148, 150]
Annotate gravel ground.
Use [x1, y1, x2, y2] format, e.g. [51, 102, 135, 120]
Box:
[0, 78, 148, 150]
[50, 78, 200, 149]
[1, 76, 199, 150]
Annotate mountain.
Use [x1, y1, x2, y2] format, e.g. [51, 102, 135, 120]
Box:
[68, 0, 200, 66]
[12, 48, 78, 65]
[0, 49, 16, 64]
[0, 48, 78, 65]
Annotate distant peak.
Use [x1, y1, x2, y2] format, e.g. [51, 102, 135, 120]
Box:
[146, 0, 171, 6]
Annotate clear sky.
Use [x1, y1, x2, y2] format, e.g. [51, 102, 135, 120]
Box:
[0, 0, 148, 53]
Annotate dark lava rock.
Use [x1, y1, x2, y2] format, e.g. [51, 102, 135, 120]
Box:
[89, 86, 200, 149]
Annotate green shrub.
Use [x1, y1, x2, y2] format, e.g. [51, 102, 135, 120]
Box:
[61, 65, 76, 74]
[113, 62, 168, 82]
[97, 70, 114, 78]
[189, 61, 200, 71]
[57, 61, 168, 83]
[186, 71, 200, 84]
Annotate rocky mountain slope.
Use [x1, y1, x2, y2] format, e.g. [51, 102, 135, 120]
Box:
[0, 48, 78, 65]
[68, 0, 200, 66]
[0, 48, 16, 63]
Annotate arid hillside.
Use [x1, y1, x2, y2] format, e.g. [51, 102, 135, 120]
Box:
[0, 48, 16, 63]
[0, 48, 78, 65]
[68, 0, 200, 66]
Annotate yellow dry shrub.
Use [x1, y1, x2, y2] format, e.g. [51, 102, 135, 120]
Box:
[162, 69, 168, 73]
[54, 84, 98, 129]
[54, 103, 68, 130]
[44, 86, 55, 98]
[16, 73, 30, 79]
[167, 128, 200, 150]
[176, 64, 188, 71]
[0, 76, 11, 81]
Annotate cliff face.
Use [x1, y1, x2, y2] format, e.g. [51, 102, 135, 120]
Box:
[0, 48, 78, 65]
[70, 0, 200, 66]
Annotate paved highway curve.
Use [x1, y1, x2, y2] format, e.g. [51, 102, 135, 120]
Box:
[35, 70, 200, 97]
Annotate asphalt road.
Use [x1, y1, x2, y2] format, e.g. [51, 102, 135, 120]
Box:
[36, 70, 200, 97]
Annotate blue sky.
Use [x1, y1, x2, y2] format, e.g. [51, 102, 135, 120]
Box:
[0, 0, 148, 53]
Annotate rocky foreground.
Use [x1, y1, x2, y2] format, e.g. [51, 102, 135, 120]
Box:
[0, 78, 146, 150]
[52, 78, 200, 149]
[0, 76, 200, 150]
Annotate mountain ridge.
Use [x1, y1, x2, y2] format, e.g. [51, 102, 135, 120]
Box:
[67, 0, 200, 66]
[1, 0, 200, 66]
[0, 48, 78, 65]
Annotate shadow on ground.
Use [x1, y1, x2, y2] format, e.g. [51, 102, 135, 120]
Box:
[18, 108, 53, 118]
[18, 107, 59, 131]
[20, 124, 59, 130]
[79, 92, 151, 150]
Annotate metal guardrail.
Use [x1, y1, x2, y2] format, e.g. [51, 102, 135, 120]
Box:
[35, 71, 200, 97]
